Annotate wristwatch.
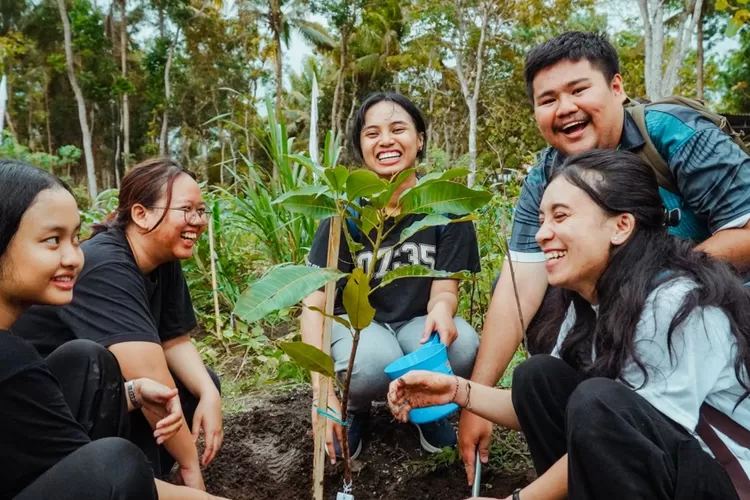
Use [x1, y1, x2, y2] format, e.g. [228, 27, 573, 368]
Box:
[512, 488, 522, 500]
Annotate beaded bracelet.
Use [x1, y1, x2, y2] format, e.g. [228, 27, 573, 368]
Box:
[451, 375, 460, 404]
[126, 380, 141, 409]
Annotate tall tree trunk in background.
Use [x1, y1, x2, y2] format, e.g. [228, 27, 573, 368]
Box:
[27, 101, 33, 150]
[342, 78, 357, 153]
[331, 31, 348, 138]
[229, 133, 238, 194]
[443, 120, 452, 161]
[201, 141, 209, 179]
[271, 0, 283, 119]
[426, 51, 437, 158]
[269, 0, 282, 182]
[3, 79, 18, 143]
[113, 99, 121, 187]
[220, 131, 226, 184]
[89, 105, 96, 140]
[696, 7, 704, 101]
[245, 79, 257, 169]
[44, 73, 53, 154]
[453, 2, 490, 187]
[159, 32, 178, 157]
[5, 111, 18, 142]
[244, 107, 253, 162]
[158, 7, 165, 37]
[426, 90, 435, 155]
[120, 0, 130, 170]
[638, 0, 704, 100]
[57, 0, 98, 197]
[182, 133, 192, 168]
[114, 125, 121, 186]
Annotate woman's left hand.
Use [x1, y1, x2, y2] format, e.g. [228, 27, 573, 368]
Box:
[387, 370, 459, 422]
[136, 378, 183, 445]
[421, 301, 458, 346]
[192, 389, 224, 467]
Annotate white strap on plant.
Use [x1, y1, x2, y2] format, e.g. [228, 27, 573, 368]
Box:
[309, 72, 319, 168]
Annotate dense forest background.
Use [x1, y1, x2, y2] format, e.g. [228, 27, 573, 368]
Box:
[2, 0, 749, 197]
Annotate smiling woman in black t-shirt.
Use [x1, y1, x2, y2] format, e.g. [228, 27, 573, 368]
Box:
[13, 159, 223, 490]
[301, 93, 481, 461]
[0, 159, 228, 500]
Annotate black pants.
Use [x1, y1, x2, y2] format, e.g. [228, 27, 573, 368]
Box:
[46, 338, 129, 439]
[15, 437, 157, 500]
[16, 340, 157, 500]
[511, 355, 739, 500]
[129, 367, 221, 478]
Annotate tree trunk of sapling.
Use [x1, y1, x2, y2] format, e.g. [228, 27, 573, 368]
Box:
[337, 327, 361, 487]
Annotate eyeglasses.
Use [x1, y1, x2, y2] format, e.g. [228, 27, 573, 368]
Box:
[149, 206, 212, 225]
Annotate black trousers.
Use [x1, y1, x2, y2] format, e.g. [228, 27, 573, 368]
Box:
[15, 340, 157, 500]
[46, 338, 130, 439]
[511, 355, 739, 500]
[15, 437, 157, 500]
[129, 367, 221, 478]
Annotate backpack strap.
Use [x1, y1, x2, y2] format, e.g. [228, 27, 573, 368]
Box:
[661, 96, 750, 157]
[697, 403, 750, 499]
[625, 95, 750, 196]
[624, 99, 681, 194]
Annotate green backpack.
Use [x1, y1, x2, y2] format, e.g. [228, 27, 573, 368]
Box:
[624, 96, 750, 194]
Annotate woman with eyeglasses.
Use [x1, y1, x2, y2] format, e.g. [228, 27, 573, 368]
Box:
[13, 158, 223, 492]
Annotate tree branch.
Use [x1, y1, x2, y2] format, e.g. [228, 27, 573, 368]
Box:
[663, 0, 704, 95]
[452, 0, 471, 103]
[472, 3, 491, 103]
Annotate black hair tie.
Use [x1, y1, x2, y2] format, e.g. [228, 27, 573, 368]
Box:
[663, 208, 681, 227]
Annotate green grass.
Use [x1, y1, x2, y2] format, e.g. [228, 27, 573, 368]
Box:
[400, 426, 532, 478]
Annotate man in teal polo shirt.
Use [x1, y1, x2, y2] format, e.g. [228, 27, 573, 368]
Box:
[459, 30, 750, 486]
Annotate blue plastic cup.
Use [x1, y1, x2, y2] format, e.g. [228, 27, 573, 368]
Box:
[384, 332, 460, 424]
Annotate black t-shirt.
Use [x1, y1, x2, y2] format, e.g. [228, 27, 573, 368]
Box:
[0, 330, 90, 498]
[307, 212, 480, 324]
[12, 228, 197, 357]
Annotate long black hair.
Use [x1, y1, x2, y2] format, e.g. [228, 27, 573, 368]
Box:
[553, 150, 750, 403]
[350, 92, 427, 163]
[0, 158, 72, 263]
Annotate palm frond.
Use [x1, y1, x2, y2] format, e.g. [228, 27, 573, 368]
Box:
[282, 19, 292, 47]
[292, 18, 336, 49]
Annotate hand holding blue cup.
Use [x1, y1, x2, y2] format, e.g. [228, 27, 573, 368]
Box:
[384, 332, 460, 424]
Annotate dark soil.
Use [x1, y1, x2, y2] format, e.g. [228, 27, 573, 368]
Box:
[204, 388, 534, 500]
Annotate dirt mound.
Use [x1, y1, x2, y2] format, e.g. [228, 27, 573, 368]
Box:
[204, 389, 533, 499]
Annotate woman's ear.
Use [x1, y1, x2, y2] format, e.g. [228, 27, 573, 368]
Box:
[611, 213, 635, 246]
[417, 132, 425, 153]
[130, 204, 150, 232]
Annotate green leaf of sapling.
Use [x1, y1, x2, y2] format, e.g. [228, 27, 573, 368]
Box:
[279, 341, 335, 378]
[342, 268, 376, 330]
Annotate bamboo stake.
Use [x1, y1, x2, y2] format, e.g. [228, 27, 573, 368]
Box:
[312, 215, 342, 500]
[208, 214, 222, 341]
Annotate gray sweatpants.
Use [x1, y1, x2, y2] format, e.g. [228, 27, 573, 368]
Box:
[331, 315, 479, 413]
